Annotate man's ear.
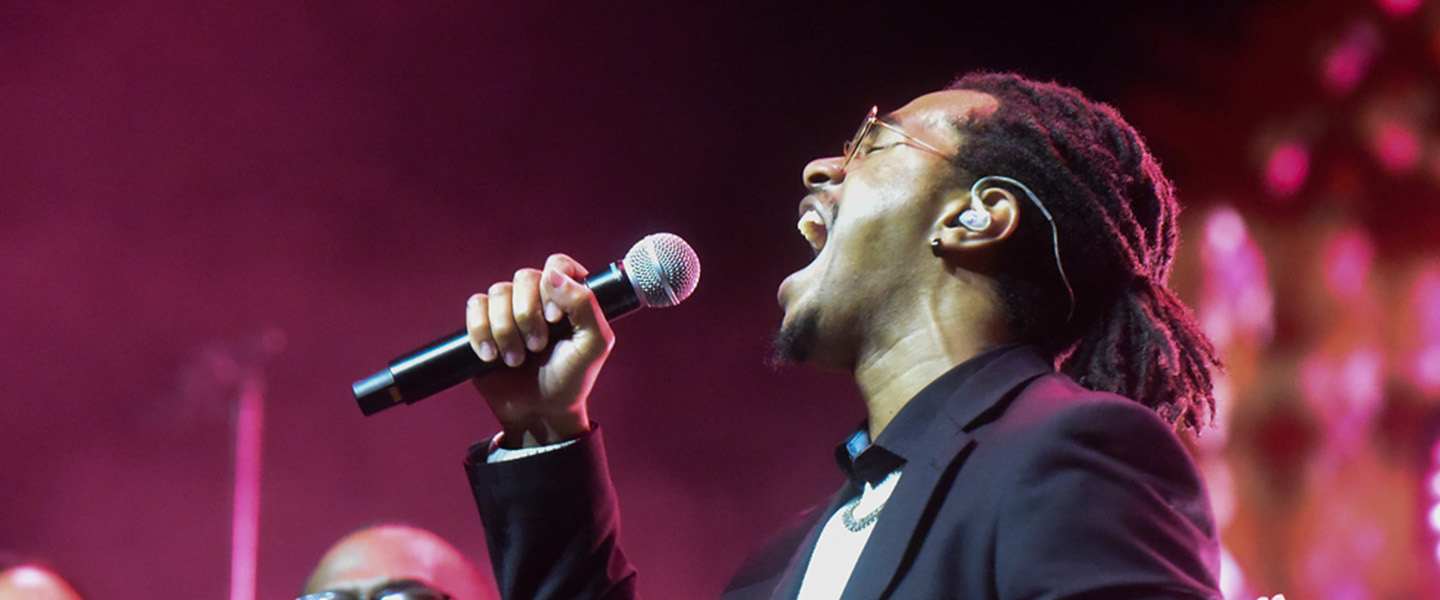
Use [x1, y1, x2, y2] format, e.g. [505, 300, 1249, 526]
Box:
[932, 185, 1019, 256]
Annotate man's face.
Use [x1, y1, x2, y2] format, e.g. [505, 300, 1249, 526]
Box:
[774, 90, 999, 369]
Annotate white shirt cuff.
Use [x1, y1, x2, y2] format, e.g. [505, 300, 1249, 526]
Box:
[485, 432, 579, 463]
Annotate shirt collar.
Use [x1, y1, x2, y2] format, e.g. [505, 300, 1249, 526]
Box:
[833, 344, 1023, 488]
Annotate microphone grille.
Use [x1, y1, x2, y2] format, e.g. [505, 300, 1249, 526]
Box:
[624, 233, 700, 308]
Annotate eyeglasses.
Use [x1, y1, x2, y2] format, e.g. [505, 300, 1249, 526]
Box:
[841, 106, 953, 172]
[297, 581, 452, 600]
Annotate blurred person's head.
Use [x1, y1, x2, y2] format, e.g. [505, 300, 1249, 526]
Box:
[301, 525, 492, 600]
[0, 557, 84, 600]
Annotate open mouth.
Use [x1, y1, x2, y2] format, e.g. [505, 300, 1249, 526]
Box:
[798, 208, 829, 255]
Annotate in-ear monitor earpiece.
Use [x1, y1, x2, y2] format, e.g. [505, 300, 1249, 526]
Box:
[958, 209, 991, 231]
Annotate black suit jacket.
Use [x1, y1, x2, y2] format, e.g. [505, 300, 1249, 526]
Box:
[467, 346, 1221, 599]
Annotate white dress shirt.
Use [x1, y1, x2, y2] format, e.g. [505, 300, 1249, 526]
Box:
[796, 471, 902, 600]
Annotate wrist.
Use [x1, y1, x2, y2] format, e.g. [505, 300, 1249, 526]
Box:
[497, 410, 590, 449]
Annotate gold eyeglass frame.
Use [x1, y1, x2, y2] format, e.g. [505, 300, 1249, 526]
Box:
[841, 105, 953, 172]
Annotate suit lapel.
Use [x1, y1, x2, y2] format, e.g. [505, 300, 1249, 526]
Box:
[837, 347, 1053, 600]
[834, 424, 972, 600]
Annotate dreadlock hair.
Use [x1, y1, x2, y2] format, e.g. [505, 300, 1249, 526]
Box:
[947, 72, 1220, 434]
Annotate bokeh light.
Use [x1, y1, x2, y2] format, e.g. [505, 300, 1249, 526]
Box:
[1374, 0, 1423, 18]
[1199, 207, 1274, 348]
[1264, 142, 1313, 200]
[1322, 20, 1382, 97]
[1321, 229, 1375, 302]
[1406, 266, 1440, 394]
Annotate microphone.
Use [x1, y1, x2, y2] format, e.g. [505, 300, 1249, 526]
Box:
[351, 233, 700, 416]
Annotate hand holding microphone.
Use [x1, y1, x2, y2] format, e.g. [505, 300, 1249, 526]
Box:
[466, 252, 616, 447]
[351, 233, 700, 447]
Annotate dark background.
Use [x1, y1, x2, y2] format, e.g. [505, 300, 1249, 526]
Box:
[7, 1, 1434, 598]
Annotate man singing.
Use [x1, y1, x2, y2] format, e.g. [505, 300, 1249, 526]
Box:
[461, 72, 1223, 599]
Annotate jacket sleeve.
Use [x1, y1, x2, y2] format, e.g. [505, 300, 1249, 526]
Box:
[466, 426, 640, 600]
[994, 399, 1222, 600]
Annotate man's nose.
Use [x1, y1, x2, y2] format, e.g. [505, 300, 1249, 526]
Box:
[803, 156, 846, 190]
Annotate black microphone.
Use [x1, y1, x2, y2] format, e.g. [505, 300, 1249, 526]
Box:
[351, 233, 700, 416]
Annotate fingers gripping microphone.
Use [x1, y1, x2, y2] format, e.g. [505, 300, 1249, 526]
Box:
[352, 233, 700, 416]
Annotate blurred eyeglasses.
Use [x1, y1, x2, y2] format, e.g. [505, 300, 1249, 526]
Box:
[297, 581, 451, 600]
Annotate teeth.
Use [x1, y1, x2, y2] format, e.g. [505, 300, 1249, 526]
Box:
[798, 209, 828, 253]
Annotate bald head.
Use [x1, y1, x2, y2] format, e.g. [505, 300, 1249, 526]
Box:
[304, 525, 493, 600]
[0, 565, 83, 600]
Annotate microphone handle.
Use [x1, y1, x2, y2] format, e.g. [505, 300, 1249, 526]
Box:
[352, 261, 639, 416]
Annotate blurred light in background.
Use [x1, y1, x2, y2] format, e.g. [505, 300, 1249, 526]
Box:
[1359, 88, 1429, 175]
[1321, 20, 1381, 97]
[1321, 229, 1376, 303]
[1404, 266, 1440, 394]
[1263, 142, 1313, 200]
[1428, 439, 1440, 567]
[1371, 120, 1424, 174]
[1374, 0, 1424, 18]
[1199, 207, 1275, 350]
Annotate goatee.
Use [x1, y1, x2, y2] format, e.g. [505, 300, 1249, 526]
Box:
[770, 310, 819, 367]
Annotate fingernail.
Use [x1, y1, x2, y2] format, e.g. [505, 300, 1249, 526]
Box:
[548, 269, 567, 288]
[478, 342, 496, 362]
[467, 295, 481, 309]
[503, 349, 523, 367]
[527, 332, 545, 353]
[544, 301, 561, 322]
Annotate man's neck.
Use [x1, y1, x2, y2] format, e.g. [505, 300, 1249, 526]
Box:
[850, 274, 1011, 438]
[853, 326, 996, 439]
